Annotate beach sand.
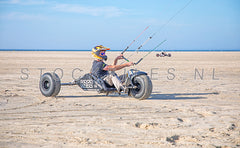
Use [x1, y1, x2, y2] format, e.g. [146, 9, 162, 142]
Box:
[0, 51, 239, 147]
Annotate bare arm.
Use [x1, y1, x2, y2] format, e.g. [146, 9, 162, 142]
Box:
[103, 62, 133, 71]
[113, 54, 124, 65]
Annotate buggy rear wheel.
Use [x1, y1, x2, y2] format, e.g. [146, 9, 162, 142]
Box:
[129, 75, 152, 100]
[39, 73, 61, 97]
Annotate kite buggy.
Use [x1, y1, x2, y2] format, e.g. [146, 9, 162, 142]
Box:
[156, 51, 172, 57]
[39, 69, 152, 100]
[39, 39, 166, 100]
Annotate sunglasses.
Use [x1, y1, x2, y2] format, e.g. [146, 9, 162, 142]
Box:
[100, 51, 106, 56]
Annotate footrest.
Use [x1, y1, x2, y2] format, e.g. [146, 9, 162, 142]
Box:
[106, 87, 117, 92]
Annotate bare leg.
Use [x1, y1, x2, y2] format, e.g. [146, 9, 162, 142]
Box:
[103, 71, 124, 92]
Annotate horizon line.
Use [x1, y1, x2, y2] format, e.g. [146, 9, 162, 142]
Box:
[0, 49, 240, 52]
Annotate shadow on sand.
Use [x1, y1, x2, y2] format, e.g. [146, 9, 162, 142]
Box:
[57, 94, 125, 99]
[149, 92, 219, 100]
[57, 92, 219, 100]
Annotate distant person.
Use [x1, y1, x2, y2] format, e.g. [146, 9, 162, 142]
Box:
[91, 45, 133, 92]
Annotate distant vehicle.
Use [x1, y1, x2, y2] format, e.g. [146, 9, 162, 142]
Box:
[156, 51, 171, 57]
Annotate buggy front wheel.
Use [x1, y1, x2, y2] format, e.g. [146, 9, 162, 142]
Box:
[129, 75, 152, 100]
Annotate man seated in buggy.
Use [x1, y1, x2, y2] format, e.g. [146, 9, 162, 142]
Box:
[91, 45, 133, 92]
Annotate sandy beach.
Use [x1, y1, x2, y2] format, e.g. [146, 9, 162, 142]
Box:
[0, 51, 239, 147]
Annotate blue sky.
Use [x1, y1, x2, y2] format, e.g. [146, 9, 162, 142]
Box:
[0, 0, 239, 50]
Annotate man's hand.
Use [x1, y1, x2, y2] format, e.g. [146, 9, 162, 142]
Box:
[116, 54, 124, 60]
[126, 62, 134, 66]
[113, 54, 124, 65]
